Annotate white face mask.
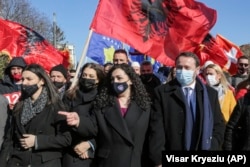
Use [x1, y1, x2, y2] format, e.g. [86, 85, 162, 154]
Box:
[206, 75, 219, 86]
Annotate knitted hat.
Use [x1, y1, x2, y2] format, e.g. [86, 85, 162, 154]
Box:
[50, 64, 68, 79]
[4, 57, 27, 75]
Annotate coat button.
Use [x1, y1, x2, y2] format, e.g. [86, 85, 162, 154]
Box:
[179, 130, 183, 134]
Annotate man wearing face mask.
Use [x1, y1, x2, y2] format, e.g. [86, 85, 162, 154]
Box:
[149, 52, 225, 167]
[0, 57, 26, 129]
[140, 61, 161, 100]
[0, 57, 27, 154]
[231, 56, 249, 88]
[50, 64, 70, 99]
[0, 57, 26, 95]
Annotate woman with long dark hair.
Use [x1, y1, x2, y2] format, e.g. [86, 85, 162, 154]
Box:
[62, 63, 105, 167]
[59, 63, 151, 167]
[0, 64, 71, 167]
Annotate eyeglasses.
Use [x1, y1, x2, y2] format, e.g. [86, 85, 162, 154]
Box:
[239, 63, 249, 67]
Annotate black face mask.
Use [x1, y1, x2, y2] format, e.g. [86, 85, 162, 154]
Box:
[79, 78, 96, 91]
[141, 74, 152, 83]
[53, 81, 65, 89]
[112, 82, 128, 95]
[21, 84, 39, 98]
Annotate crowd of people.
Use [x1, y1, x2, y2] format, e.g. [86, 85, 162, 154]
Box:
[0, 49, 249, 167]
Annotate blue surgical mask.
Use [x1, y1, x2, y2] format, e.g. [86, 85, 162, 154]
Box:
[176, 69, 195, 86]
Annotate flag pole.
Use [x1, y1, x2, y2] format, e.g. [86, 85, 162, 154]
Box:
[53, 13, 57, 47]
[69, 29, 93, 89]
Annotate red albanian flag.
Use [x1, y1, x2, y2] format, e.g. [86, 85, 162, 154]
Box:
[194, 34, 228, 68]
[0, 18, 70, 73]
[90, 0, 217, 66]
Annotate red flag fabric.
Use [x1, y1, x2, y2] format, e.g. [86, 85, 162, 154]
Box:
[0, 18, 70, 73]
[215, 34, 243, 75]
[90, 0, 217, 66]
[194, 34, 228, 68]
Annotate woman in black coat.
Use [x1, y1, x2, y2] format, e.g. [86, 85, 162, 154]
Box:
[0, 64, 72, 167]
[59, 64, 152, 167]
[62, 63, 105, 167]
[223, 92, 250, 150]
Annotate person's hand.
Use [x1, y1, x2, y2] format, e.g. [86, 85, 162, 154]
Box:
[79, 151, 89, 159]
[19, 134, 36, 149]
[74, 141, 91, 156]
[58, 111, 80, 127]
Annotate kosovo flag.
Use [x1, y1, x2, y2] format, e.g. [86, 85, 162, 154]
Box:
[86, 32, 123, 65]
[128, 47, 145, 63]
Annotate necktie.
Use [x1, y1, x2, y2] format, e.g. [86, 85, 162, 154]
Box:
[184, 87, 193, 150]
[184, 87, 191, 107]
[184, 87, 196, 120]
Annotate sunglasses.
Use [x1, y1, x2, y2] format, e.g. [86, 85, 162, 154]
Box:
[239, 63, 249, 67]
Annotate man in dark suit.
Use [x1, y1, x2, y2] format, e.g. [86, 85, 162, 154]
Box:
[149, 52, 225, 167]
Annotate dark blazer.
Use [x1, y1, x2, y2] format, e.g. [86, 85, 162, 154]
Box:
[76, 99, 150, 167]
[62, 89, 97, 167]
[149, 78, 225, 165]
[0, 103, 72, 167]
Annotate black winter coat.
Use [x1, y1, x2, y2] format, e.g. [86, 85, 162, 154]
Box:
[149, 78, 225, 165]
[76, 99, 151, 167]
[223, 92, 250, 150]
[0, 103, 72, 167]
[62, 89, 97, 167]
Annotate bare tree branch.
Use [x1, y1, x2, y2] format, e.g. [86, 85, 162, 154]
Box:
[0, 0, 65, 44]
